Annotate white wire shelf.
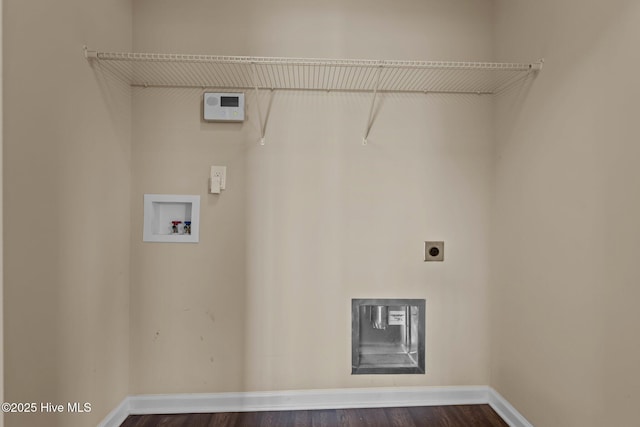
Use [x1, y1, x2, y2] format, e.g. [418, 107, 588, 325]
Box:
[85, 49, 542, 95]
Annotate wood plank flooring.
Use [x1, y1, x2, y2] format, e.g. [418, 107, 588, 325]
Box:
[120, 405, 508, 426]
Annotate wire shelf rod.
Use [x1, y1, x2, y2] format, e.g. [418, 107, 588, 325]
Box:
[265, 64, 277, 89]
[200, 63, 221, 88]
[408, 68, 433, 92]
[86, 49, 541, 94]
[257, 64, 270, 89]
[424, 69, 451, 93]
[222, 63, 241, 87]
[398, 68, 419, 90]
[210, 62, 231, 87]
[449, 68, 480, 93]
[493, 70, 536, 95]
[379, 67, 398, 90]
[92, 50, 538, 71]
[181, 62, 203, 86]
[166, 61, 190, 85]
[396, 68, 418, 91]
[405, 68, 422, 90]
[125, 83, 493, 95]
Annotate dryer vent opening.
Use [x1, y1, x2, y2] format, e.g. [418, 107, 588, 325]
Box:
[351, 299, 425, 374]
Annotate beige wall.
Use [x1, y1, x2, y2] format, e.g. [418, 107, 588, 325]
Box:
[491, 0, 640, 426]
[12, 1, 638, 424]
[130, 0, 495, 394]
[3, 1, 132, 426]
[0, 0, 3, 425]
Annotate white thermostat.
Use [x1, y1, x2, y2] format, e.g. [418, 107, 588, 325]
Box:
[203, 92, 245, 122]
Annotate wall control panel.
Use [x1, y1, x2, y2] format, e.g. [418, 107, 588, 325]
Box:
[204, 92, 245, 122]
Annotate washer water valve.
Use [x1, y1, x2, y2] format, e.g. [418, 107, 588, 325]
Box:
[171, 221, 182, 234]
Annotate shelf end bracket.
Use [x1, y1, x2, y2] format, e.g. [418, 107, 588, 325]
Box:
[83, 46, 98, 60]
[530, 59, 544, 72]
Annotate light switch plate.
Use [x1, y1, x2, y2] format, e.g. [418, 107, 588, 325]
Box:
[424, 241, 444, 262]
[210, 166, 226, 190]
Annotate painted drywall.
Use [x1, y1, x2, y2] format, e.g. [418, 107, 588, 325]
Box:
[130, 0, 494, 394]
[491, 0, 640, 426]
[0, 1, 3, 426]
[3, 1, 132, 426]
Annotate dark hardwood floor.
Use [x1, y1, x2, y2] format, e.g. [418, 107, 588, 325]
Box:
[120, 405, 508, 426]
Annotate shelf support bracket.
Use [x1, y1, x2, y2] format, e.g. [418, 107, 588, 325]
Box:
[363, 65, 383, 145]
[252, 63, 266, 145]
[83, 46, 98, 60]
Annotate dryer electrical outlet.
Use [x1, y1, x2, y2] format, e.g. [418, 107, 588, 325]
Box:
[424, 241, 444, 262]
[203, 92, 245, 122]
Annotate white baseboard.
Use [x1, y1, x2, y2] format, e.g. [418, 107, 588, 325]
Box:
[488, 388, 534, 427]
[98, 386, 533, 427]
[128, 385, 489, 414]
[96, 397, 129, 427]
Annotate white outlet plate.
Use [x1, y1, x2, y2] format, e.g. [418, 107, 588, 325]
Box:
[210, 166, 226, 190]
